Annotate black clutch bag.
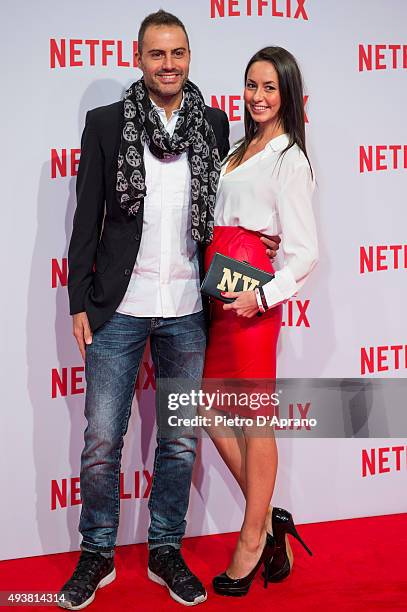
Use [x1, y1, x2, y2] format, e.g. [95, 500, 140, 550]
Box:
[200, 252, 274, 303]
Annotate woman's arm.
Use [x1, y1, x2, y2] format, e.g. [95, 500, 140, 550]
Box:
[262, 161, 318, 308]
[222, 157, 318, 319]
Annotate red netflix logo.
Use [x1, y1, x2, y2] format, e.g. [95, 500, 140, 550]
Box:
[361, 345, 407, 375]
[135, 361, 156, 391]
[359, 44, 407, 71]
[211, 95, 242, 122]
[50, 39, 138, 69]
[52, 367, 85, 398]
[360, 245, 407, 273]
[51, 470, 153, 510]
[51, 361, 156, 399]
[210, 0, 309, 19]
[273, 401, 312, 429]
[282, 299, 310, 328]
[359, 145, 407, 172]
[52, 258, 68, 288]
[51, 258, 96, 287]
[211, 94, 309, 123]
[362, 446, 406, 477]
[51, 149, 81, 178]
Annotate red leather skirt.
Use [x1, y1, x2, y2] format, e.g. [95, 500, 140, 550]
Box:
[203, 226, 282, 381]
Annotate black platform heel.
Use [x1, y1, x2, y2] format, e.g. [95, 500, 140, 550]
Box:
[213, 533, 275, 596]
[264, 507, 312, 583]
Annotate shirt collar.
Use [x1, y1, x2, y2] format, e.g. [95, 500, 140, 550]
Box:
[266, 133, 289, 152]
[150, 93, 185, 117]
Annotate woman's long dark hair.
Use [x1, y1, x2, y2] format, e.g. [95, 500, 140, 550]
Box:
[228, 46, 312, 176]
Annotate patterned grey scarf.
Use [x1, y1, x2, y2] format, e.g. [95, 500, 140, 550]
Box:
[116, 78, 221, 244]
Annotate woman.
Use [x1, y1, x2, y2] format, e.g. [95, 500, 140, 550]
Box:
[202, 46, 318, 596]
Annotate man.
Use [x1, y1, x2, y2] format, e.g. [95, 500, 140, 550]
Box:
[60, 9, 279, 609]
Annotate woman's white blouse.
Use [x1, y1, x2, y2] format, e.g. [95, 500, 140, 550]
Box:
[214, 133, 318, 308]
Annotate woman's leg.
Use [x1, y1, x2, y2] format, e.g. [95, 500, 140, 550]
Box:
[199, 407, 277, 576]
[227, 428, 277, 577]
[200, 406, 247, 493]
[201, 227, 282, 577]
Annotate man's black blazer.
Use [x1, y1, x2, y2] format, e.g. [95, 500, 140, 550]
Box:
[68, 100, 230, 331]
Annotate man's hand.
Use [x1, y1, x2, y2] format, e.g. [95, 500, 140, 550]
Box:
[221, 291, 259, 318]
[260, 234, 281, 260]
[73, 312, 93, 361]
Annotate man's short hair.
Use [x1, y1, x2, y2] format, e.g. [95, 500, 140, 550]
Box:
[138, 9, 190, 53]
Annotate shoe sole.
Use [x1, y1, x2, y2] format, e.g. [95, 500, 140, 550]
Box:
[147, 568, 207, 606]
[213, 586, 249, 597]
[57, 568, 116, 610]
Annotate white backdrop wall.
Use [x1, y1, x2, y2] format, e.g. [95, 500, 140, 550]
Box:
[1, 0, 406, 561]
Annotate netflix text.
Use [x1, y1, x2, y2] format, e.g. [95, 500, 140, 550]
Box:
[52, 361, 156, 398]
[359, 44, 407, 71]
[51, 470, 152, 509]
[51, 149, 80, 178]
[360, 245, 407, 274]
[210, 0, 309, 20]
[211, 94, 309, 122]
[360, 145, 407, 172]
[361, 345, 407, 375]
[362, 446, 407, 477]
[50, 38, 138, 69]
[282, 299, 310, 328]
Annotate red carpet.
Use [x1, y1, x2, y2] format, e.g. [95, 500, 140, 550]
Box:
[1, 514, 406, 611]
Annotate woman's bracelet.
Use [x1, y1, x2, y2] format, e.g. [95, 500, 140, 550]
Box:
[255, 286, 269, 313]
[259, 286, 269, 311]
[255, 287, 266, 313]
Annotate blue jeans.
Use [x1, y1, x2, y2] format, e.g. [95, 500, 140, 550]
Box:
[79, 310, 206, 555]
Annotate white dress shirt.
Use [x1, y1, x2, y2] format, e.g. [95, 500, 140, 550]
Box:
[116, 100, 202, 318]
[215, 133, 318, 308]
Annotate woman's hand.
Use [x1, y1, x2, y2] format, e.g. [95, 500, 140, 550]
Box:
[260, 234, 281, 260]
[221, 290, 259, 318]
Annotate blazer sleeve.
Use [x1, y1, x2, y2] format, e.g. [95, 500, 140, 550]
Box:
[68, 111, 105, 315]
[207, 106, 230, 161]
[219, 111, 230, 160]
